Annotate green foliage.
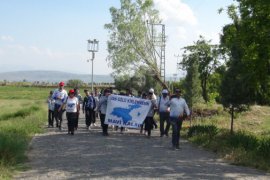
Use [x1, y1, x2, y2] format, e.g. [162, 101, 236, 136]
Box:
[0, 106, 40, 121]
[0, 86, 47, 179]
[114, 65, 160, 92]
[67, 79, 84, 89]
[187, 125, 270, 171]
[187, 125, 218, 139]
[180, 36, 222, 102]
[105, 0, 167, 88]
[183, 54, 202, 108]
[220, 0, 270, 105]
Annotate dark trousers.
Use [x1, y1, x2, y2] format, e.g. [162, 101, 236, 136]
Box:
[100, 113, 108, 135]
[159, 112, 170, 136]
[170, 117, 183, 147]
[93, 110, 96, 123]
[48, 109, 54, 126]
[66, 112, 77, 134]
[89, 109, 95, 126]
[85, 109, 91, 127]
[145, 116, 154, 136]
[54, 104, 63, 128]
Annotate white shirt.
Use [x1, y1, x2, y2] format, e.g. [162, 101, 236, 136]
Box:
[52, 88, 68, 106]
[166, 97, 190, 118]
[158, 96, 170, 113]
[66, 97, 79, 113]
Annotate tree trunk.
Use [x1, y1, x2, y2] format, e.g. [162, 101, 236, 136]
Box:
[153, 74, 168, 89]
[230, 107, 234, 134]
[201, 78, 208, 102]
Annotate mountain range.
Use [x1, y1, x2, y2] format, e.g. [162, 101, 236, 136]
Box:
[0, 71, 114, 83]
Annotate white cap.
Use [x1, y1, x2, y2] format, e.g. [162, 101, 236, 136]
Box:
[162, 89, 168, 94]
[149, 88, 154, 93]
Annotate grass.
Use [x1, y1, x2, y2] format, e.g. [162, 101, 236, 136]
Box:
[182, 104, 270, 172]
[0, 86, 48, 179]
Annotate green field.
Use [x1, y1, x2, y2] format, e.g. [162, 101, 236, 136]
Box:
[183, 104, 270, 172]
[0, 86, 51, 179]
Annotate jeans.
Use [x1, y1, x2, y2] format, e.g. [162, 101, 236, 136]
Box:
[159, 112, 170, 136]
[85, 109, 91, 127]
[170, 117, 183, 147]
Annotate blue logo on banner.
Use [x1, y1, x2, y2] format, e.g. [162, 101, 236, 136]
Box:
[111, 104, 141, 123]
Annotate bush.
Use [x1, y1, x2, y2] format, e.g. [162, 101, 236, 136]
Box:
[227, 131, 259, 151]
[188, 125, 218, 139]
[256, 137, 270, 159]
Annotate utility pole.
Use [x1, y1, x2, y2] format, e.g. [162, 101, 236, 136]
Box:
[147, 22, 166, 84]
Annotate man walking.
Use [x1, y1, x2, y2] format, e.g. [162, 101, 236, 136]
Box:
[166, 89, 190, 150]
[52, 81, 68, 130]
[158, 89, 170, 137]
[83, 90, 91, 129]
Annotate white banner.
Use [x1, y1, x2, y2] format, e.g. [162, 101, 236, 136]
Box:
[105, 94, 151, 128]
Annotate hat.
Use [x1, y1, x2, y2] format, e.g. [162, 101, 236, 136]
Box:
[149, 88, 154, 93]
[162, 89, 168, 94]
[59, 81, 65, 86]
[175, 89, 182, 93]
[69, 89, 75, 94]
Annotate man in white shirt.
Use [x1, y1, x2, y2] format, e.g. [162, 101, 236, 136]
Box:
[158, 89, 170, 137]
[166, 89, 190, 150]
[52, 81, 68, 130]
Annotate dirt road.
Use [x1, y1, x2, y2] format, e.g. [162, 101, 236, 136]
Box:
[15, 117, 270, 180]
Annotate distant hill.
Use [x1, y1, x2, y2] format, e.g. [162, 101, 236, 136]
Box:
[0, 71, 114, 83]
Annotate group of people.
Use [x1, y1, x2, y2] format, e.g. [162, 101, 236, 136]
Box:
[47, 81, 190, 150]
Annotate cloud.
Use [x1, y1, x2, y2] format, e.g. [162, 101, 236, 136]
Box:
[0, 35, 14, 42]
[154, 0, 197, 26]
[176, 26, 187, 40]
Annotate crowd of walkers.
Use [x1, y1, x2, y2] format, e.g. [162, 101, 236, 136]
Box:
[47, 81, 190, 150]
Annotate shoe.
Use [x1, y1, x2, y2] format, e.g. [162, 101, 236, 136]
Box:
[88, 126, 91, 130]
[160, 134, 164, 137]
[93, 123, 97, 127]
[71, 132, 74, 135]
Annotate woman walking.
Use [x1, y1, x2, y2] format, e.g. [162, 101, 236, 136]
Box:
[61, 89, 80, 135]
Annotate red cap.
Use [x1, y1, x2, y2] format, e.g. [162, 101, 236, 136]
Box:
[59, 81, 65, 86]
[69, 89, 75, 94]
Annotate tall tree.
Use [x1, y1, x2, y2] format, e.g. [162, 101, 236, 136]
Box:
[105, 0, 167, 88]
[220, 0, 270, 104]
[183, 53, 202, 109]
[180, 36, 221, 102]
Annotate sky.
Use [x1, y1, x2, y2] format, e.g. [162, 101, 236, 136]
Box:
[0, 0, 234, 77]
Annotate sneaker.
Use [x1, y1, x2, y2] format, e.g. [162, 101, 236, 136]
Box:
[88, 126, 91, 130]
[93, 123, 97, 127]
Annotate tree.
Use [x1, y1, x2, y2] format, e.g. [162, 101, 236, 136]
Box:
[67, 79, 84, 88]
[219, 1, 270, 104]
[180, 36, 221, 102]
[183, 53, 202, 109]
[114, 65, 160, 93]
[105, 0, 167, 89]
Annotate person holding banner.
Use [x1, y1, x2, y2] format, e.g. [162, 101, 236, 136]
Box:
[145, 90, 158, 137]
[166, 89, 190, 150]
[97, 89, 111, 136]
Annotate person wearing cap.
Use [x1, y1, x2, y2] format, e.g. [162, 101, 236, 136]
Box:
[144, 89, 158, 137]
[52, 81, 68, 130]
[74, 88, 83, 130]
[96, 89, 111, 136]
[165, 89, 190, 150]
[47, 90, 55, 128]
[157, 89, 170, 137]
[61, 89, 80, 135]
[149, 88, 157, 100]
[83, 90, 91, 129]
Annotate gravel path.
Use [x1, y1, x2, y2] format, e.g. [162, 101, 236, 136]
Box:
[15, 115, 270, 180]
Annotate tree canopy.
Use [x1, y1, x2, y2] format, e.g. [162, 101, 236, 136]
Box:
[105, 0, 167, 88]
